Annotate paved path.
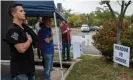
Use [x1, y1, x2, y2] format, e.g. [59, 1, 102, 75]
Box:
[1, 62, 67, 80]
[82, 45, 101, 55]
[72, 31, 101, 55]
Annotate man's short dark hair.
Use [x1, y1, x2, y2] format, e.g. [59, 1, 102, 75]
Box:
[42, 17, 51, 24]
[8, 3, 22, 17]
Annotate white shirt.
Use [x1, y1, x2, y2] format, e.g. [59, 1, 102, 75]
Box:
[35, 22, 41, 35]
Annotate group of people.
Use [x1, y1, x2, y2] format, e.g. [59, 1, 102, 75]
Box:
[5, 3, 71, 80]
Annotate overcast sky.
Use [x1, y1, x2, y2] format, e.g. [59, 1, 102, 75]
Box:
[54, 0, 133, 16]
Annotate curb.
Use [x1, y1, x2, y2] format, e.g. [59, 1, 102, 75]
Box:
[83, 54, 102, 57]
[63, 59, 81, 80]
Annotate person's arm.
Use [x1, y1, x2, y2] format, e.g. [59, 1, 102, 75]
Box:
[63, 29, 68, 34]
[6, 29, 32, 53]
[63, 27, 71, 34]
[42, 29, 53, 43]
[44, 37, 52, 43]
[67, 24, 71, 32]
[15, 33, 32, 53]
[44, 32, 53, 43]
[61, 24, 68, 34]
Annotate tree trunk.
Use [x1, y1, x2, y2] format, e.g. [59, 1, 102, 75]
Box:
[116, 1, 124, 44]
[114, 1, 124, 68]
[116, 25, 121, 44]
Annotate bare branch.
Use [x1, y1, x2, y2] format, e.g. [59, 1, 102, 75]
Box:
[120, 1, 124, 18]
[117, 1, 121, 6]
[123, 0, 131, 17]
[105, 1, 116, 18]
[119, 1, 124, 28]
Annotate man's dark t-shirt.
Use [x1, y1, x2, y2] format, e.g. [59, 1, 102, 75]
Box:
[5, 23, 35, 77]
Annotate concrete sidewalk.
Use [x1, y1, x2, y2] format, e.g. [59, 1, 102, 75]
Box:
[35, 66, 67, 80]
[1, 62, 67, 80]
[82, 45, 101, 55]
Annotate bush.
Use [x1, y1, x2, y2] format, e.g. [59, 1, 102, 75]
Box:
[93, 19, 132, 61]
[121, 26, 133, 60]
[131, 14, 133, 23]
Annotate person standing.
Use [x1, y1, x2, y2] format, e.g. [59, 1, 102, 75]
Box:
[35, 17, 43, 59]
[5, 3, 35, 80]
[61, 21, 71, 61]
[38, 17, 54, 80]
[23, 18, 33, 30]
[35, 17, 42, 34]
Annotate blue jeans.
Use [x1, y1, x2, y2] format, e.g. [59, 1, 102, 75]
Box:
[12, 74, 35, 80]
[62, 41, 71, 60]
[43, 54, 53, 80]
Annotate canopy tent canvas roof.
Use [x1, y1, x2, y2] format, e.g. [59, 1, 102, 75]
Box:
[14, 0, 65, 20]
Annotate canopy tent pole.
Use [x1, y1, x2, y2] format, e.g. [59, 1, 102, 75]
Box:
[53, 12, 64, 80]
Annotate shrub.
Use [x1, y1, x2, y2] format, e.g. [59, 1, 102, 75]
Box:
[93, 19, 132, 61]
[121, 26, 133, 60]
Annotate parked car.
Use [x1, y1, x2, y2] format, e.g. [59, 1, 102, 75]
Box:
[81, 24, 90, 32]
[89, 26, 100, 31]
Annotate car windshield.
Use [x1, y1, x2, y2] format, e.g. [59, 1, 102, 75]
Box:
[82, 24, 88, 27]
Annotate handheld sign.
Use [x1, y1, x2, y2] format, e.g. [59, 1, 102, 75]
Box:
[113, 44, 130, 67]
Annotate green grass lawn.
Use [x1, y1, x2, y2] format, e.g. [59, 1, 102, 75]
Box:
[66, 55, 133, 80]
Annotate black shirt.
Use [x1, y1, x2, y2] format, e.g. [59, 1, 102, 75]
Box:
[6, 23, 35, 77]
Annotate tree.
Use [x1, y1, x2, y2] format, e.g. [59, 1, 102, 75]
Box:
[81, 13, 89, 25]
[131, 14, 133, 23]
[100, 0, 131, 44]
[62, 8, 72, 19]
[125, 16, 131, 20]
[67, 14, 85, 27]
[93, 19, 132, 61]
[99, 0, 132, 67]
[87, 7, 113, 26]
